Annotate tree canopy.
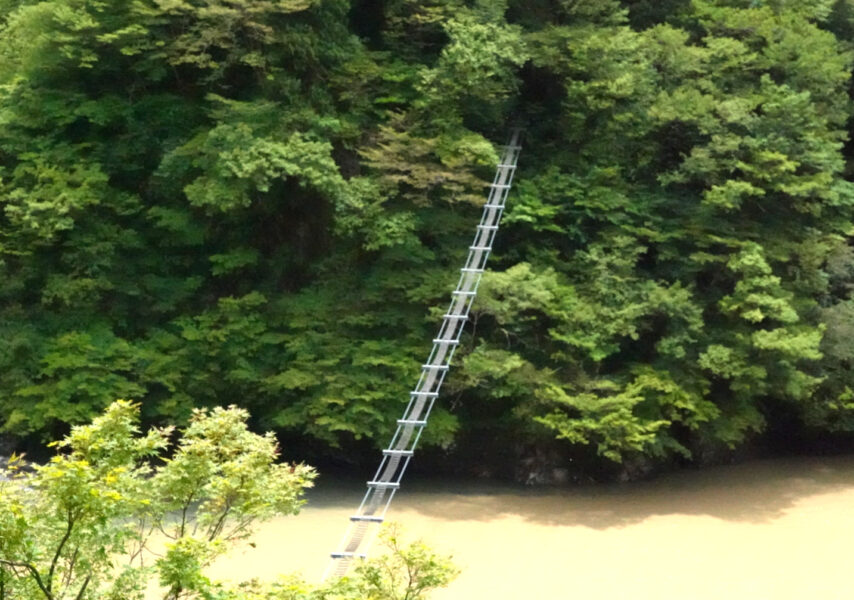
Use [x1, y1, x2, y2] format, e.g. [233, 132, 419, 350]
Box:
[0, 401, 457, 599]
[1, 0, 854, 479]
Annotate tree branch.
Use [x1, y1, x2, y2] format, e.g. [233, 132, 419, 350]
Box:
[61, 546, 79, 591]
[47, 508, 75, 594]
[0, 559, 51, 600]
[207, 502, 232, 542]
[73, 575, 91, 600]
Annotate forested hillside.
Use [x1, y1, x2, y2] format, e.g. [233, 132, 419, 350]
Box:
[2, 0, 854, 481]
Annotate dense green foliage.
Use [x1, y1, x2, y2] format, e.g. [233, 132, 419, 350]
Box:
[0, 401, 457, 599]
[2, 0, 854, 477]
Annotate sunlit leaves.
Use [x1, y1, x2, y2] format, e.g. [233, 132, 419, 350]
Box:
[353, 524, 460, 600]
[3, 152, 108, 242]
[425, 16, 528, 103]
[359, 114, 493, 205]
[0, 401, 315, 600]
[175, 125, 347, 212]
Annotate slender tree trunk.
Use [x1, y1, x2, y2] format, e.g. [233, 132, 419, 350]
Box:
[164, 584, 182, 600]
[47, 510, 75, 596]
[74, 575, 90, 600]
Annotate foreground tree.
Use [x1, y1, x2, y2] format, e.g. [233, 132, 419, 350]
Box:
[220, 525, 459, 600]
[0, 401, 456, 599]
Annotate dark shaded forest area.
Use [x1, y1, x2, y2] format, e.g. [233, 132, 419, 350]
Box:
[3, 0, 854, 482]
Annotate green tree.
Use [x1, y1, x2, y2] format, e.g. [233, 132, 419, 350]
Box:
[454, 0, 854, 469]
[2, 0, 854, 482]
[0, 400, 315, 599]
[216, 525, 458, 600]
[0, 401, 457, 600]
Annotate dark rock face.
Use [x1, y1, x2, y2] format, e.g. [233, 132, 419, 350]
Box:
[514, 445, 584, 485]
[0, 434, 15, 457]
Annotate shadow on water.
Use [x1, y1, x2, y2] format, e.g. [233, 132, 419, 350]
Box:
[312, 455, 854, 530]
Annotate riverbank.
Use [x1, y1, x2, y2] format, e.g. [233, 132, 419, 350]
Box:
[201, 454, 854, 599]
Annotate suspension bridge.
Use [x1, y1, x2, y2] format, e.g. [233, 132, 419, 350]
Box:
[326, 128, 523, 578]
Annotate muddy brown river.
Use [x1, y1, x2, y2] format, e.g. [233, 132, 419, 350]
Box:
[199, 456, 854, 599]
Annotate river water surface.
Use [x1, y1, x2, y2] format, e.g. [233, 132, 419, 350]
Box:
[204, 456, 854, 599]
